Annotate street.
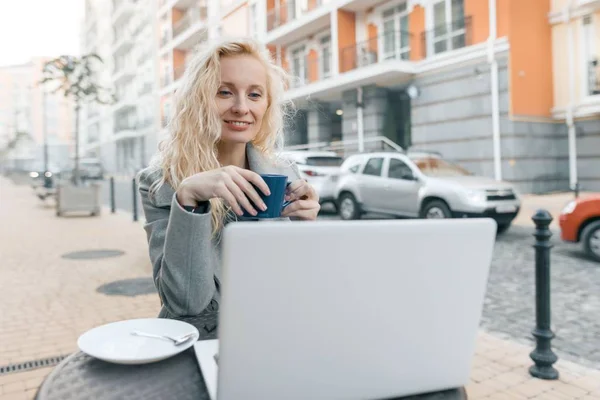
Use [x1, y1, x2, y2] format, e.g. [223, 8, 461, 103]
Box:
[100, 178, 600, 370]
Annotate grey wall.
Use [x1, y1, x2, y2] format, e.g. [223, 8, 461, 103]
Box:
[409, 56, 584, 194]
[574, 119, 600, 192]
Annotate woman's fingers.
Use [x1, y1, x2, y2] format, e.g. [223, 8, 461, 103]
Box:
[236, 168, 271, 196]
[281, 199, 318, 217]
[231, 171, 266, 212]
[286, 180, 317, 202]
[225, 178, 258, 216]
[214, 182, 244, 216]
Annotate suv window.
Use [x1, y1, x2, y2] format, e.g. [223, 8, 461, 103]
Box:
[304, 156, 344, 167]
[388, 158, 414, 180]
[362, 157, 384, 176]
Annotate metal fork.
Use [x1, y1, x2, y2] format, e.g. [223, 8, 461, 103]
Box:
[130, 330, 196, 346]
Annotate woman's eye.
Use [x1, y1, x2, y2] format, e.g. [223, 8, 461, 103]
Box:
[249, 92, 262, 98]
[218, 90, 232, 96]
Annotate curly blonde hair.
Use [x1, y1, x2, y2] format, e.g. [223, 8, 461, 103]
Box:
[149, 37, 293, 235]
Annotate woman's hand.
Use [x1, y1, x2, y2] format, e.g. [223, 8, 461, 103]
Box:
[281, 179, 320, 221]
[176, 166, 270, 217]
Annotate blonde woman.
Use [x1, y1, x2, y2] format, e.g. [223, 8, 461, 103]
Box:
[138, 38, 320, 319]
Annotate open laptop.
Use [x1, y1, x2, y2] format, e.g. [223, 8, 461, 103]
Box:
[194, 218, 497, 400]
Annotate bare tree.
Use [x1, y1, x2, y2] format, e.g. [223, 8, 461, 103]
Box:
[40, 54, 115, 185]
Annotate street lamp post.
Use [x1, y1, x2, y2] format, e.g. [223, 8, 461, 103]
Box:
[42, 85, 49, 173]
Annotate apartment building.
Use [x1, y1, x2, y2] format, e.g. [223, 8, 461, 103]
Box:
[0, 59, 74, 172]
[550, 0, 600, 192]
[266, 0, 582, 194]
[81, 0, 161, 175]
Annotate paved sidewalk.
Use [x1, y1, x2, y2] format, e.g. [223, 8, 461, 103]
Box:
[0, 177, 599, 400]
[513, 191, 598, 230]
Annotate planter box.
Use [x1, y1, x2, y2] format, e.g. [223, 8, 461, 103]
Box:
[56, 182, 102, 217]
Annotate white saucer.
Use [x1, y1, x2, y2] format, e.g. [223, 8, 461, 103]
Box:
[77, 318, 199, 365]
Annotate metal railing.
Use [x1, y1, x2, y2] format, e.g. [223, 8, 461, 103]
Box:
[173, 7, 208, 38]
[267, 0, 323, 31]
[287, 54, 332, 88]
[284, 136, 404, 157]
[339, 30, 413, 72]
[420, 16, 472, 58]
[588, 59, 600, 95]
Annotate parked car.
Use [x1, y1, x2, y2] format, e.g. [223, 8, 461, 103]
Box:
[559, 195, 600, 262]
[334, 152, 521, 232]
[280, 150, 344, 210]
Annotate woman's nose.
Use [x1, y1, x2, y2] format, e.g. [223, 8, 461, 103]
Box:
[231, 97, 249, 115]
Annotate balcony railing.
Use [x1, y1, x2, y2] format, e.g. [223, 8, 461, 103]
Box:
[173, 6, 208, 39]
[421, 16, 472, 58]
[339, 31, 414, 73]
[287, 54, 332, 88]
[267, 0, 323, 31]
[588, 59, 600, 96]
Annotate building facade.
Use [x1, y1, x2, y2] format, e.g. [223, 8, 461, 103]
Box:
[267, 0, 599, 193]
[0, 59, 74, 172]
[81, 0, 161, 175]
[77, 0, 599, 193]
[549, 0, 600, 192]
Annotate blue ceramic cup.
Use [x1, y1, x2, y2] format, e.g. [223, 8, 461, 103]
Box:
[241, 174, 292, 219]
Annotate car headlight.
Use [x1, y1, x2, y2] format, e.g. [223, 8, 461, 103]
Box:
[29, 171, 39, 178]
[561, 200, 576, 215]
[465, 190, 487, 205]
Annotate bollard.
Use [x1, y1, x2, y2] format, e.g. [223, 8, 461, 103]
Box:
[132, 177, 138, 222]
[529, 209, 559, 380]
[110, 176, 116, 214]
[574, 182, 580, 199]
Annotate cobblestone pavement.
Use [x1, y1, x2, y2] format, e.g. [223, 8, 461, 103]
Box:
[482, 225, 600, 370]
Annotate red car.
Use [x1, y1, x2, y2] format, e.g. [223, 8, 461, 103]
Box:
[559, 194, 600, 262]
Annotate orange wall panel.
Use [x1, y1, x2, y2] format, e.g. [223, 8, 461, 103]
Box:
[307, 49, 319, 82]
[173, 49, 186, 80]
[308, 0, 318, 11]
[338, 10, 356, 73]
[409, 5, 425, 60]
[464, 0, 489, 45]
[497, 0, 510, 37]
[367, 23, 378, 53]
[508, 0, 553, 117]
[171, 8, 184, 26]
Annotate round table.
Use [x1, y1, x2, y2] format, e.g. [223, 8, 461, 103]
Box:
[35, 313, 467, 400]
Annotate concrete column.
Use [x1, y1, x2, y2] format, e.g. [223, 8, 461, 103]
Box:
[341, 85, 388, 150]
[307, 102, 333, 144]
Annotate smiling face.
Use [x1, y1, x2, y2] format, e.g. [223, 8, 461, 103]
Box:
[216, 54, 269, 145]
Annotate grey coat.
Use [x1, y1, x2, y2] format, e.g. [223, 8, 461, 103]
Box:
[137, 145, 301, 319]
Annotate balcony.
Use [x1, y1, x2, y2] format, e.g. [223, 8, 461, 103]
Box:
[112, 33, 134, 55]
[159, 0, 197, 15]
[588, 59, 600, 96]
[421, 16, 472, 59]
[266, 0, 330, 46]
[161, 7, 209, 54]
[287, 53, 332, 89]
[284, 31, 416, 104]
[112, 61, 136, 84]
[112, 0, 136, 26]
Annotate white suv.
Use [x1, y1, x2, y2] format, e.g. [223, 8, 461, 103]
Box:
[280, 151, 344, 209]
[335, 152, 521, 233]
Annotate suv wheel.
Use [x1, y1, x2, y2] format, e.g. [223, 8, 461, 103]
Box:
[497, 223, 511, 234]
[338, 193, 361, 220]
[581, 220, 600, 262]
[420, 200, 452, 219]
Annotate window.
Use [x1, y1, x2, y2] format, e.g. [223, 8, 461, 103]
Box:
[290, 46, 307, 86]
[249, 3, 258, 38]
[382, 3, 410, 61]
[582, 15, 599, 96]
[388, 158, 414, 180]
[362, 157, 384, 176]
[319, 35, 331, 78]
[429, 0, 466, 56]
